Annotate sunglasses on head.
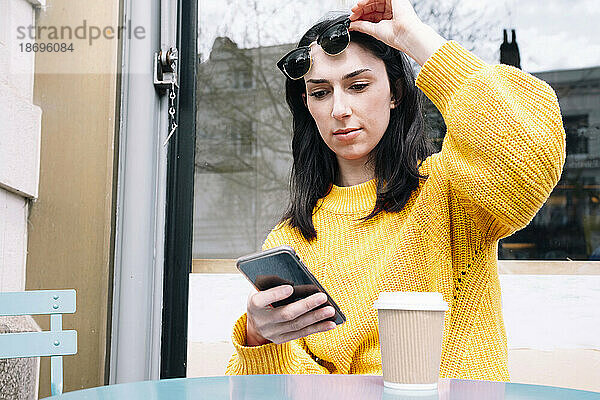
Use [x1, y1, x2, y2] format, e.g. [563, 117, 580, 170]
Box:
[277, 17, 351, 80]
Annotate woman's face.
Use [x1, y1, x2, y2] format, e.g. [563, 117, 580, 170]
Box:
[303, 42, 393, 165]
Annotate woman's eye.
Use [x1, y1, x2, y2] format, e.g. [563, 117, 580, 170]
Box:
[350, 83, 369, 91]
[308, 90, 328, 99]
[307, 83, 368, 99]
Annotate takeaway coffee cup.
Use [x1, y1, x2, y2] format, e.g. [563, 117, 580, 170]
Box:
[373, 292, 448, 391]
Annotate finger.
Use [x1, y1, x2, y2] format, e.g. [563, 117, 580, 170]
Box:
[358, 0, 388, 14]
[350, 1, 371, 20]
[354, 0, 372, 7]
[362, 1, 384, 14]
[282, 306, 336, 333]
[365, 13, 386, 23]
[349, 19, 380, 36]
[350, 0, 376, 14]
[274, 321, 337, 345]
[249, 285, 293, 310]
[349, 10, 362, 21]
[273, 292, 328, 323]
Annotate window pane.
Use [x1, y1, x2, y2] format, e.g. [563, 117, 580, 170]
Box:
[190, 0, 600, 378]
[194, 2, 600, 261]
[499, 71, 600, 260]
[194, 1, 351, 259]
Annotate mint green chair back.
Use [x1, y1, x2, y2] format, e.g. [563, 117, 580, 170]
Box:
[0, 290, 77, 396]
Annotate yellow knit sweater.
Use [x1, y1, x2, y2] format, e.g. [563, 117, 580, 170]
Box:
[225, 41, 565, 380]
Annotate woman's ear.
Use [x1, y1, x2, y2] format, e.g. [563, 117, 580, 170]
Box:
[302, 92, 307, 107]
[391, 82, 403, 109]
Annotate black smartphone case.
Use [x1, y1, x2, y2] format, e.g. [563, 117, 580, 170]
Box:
[236, 245, 346, 325]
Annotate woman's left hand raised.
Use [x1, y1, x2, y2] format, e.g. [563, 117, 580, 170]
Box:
[349, 0, 446, 66]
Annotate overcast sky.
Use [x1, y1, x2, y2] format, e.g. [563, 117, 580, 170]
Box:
[198, 0, 600, 73]
[500, 0, 599, 71]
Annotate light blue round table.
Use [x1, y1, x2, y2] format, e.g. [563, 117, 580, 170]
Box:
[48, 375, 600, 399]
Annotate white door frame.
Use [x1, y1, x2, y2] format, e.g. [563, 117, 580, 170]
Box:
[109, 0, 178, 383]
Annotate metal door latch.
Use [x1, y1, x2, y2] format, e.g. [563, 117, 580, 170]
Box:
[154, 47, 178, 93]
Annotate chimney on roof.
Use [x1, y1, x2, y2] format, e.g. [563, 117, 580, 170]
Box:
[500, 29, 521, 69]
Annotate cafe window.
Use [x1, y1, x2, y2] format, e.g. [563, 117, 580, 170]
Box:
[193, 4, 600, 262]
[188, 0, 600, 377]
[499, 66, 600, 260]
[183, 0, 600, 382]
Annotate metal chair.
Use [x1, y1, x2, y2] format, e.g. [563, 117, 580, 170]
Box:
[0, 290, 77, 396]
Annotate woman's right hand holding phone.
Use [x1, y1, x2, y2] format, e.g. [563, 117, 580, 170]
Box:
[246, 285, 337, 346]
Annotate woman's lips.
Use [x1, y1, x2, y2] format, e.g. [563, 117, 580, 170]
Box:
[333, 128, 362, 141]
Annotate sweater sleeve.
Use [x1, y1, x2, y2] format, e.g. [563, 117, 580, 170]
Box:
[416, 41, 566, 240]
[225, 225, 330, 375]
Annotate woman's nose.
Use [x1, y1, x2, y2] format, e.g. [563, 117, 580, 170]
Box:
[331, 93, 352, 120]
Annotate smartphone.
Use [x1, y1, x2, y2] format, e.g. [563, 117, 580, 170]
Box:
[236, 245, 346, 325]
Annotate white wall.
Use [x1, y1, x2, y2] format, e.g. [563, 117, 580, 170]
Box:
[0, 0, 43, 291]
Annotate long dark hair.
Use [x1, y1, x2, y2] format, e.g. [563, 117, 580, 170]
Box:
[280, 13, 434, 241]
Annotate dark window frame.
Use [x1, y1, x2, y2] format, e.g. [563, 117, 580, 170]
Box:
[161, 0, 198, 378]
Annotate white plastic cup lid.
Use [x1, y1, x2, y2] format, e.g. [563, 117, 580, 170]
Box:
[373, 292, 449, 311]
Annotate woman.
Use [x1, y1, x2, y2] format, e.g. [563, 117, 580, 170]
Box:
[226, 0, 565, 380]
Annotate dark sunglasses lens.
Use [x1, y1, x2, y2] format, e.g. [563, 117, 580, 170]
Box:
[320, 23, 349, 55]
[284, 49, 311, 79]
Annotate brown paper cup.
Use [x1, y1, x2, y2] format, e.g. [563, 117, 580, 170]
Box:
[374, 292, 448, 391]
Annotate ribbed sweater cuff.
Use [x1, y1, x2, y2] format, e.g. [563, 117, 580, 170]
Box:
[230, 313, 294, 374]
[415, 41, 488, 116]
